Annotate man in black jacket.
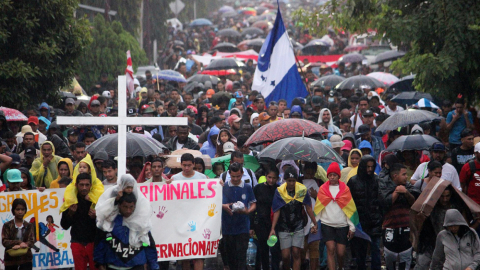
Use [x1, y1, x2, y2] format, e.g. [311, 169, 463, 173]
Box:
[347, 155, 383, 270]
[164, 125, 200, 152]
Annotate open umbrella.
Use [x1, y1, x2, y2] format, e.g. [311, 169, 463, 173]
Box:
[376, 109, 443, 132]
[373, 50, 406, 64]
[337, 53, 367, 64]
[311, 75, 345, 88]
[241, 27, 264, 38]
[152, 70, 186, 83]
[190, 18, 212, 27]
[245, 119, 328, 146]
[255, 6, 268, 14]
[391, 91, 433, 107]
[211, 91, 232, 106]
[240, 7, 257, 16]
[334, 75, 385, 90]
[201, 69, 238, 76]
[218, 5, 235, 13]
[367, 72, 399, 86]
[258, 137, 345, 165]
[251, 20, 272, 30]
[221, 11, 238, 18]
[0, 107, 28, 122]
[387, 75, 415, 93]
[86, 133, 165, 157]
[301, 39, 330, 55]
[204, 58, 245, 70]
[413, 98, 439, 109]
[217, 28, 241, 38]
[204, 154, 260, 178]
[344, 44, 369, 52]
[386, 135, 440, 151]
[186, 74, 219, 85]
[212, 42, 240, 52]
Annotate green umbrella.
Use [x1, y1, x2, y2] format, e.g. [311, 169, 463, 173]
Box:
[205, 154, 260, 178]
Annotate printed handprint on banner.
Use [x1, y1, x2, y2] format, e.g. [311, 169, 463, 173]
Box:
[57, 242, 68, 249]
[56, 230, 65, 240]
[208, 204, 217, 217]
[203, 229, 211, 239]
[188, 221, 196, 232]
[156, 206, 168, 219]
[1, 214, 13, 224]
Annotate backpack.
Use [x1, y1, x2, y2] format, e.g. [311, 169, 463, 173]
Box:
[221, 168, 254, 185]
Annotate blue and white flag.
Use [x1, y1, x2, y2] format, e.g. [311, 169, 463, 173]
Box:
[251, 6, 308, 107]
[413, 98, 439, 109]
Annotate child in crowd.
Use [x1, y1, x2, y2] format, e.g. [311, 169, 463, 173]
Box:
[212, 162, 225, 178]
[216, 129, 237, 157]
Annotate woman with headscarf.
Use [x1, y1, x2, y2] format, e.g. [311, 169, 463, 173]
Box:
[95, 174, 153, 247]
[340, 149, 362, 183]
[49, 158, 74, 188]
[136, 162, 152, 183]
[250, 113, 260, 130]
[30, 141, 62, 188]
[318, 108, 342, 138]
[60, 154, 104, 213]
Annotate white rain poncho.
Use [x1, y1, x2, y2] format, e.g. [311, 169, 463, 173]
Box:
[95, 174, 153, 247]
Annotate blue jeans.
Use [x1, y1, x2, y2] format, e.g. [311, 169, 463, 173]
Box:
[351, 236, 381, 270]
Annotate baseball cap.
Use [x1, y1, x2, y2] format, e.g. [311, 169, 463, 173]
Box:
[223, 142, 235, 153]
[430, 142, 446, 152]
[312, 96, 323, 106]
[234, 91, 244, 98]
[228, 114, 242, 125]
[132, 126, 145, 134]
[475, 142, 480, 154]
[206, 89, 215, 98]
[24, 146, 37, 157]
[363, 110, 374, 117]
[102, 91, 111, 98]
[65, 98, 75, 105]
[127, 107, 136, 116]
[6, 169, 23, 183]
[28, 116, 39, 126]
[258, 112, 271, 121]
[10, 154, 21, 165]
[91, 100, 101, 106]
[184, 108, 196, 117]
[67, 128, 78, 137]
[356, 124, 371, 136]
[341, 140, 353, 151]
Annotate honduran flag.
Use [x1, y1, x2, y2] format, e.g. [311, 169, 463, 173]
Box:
[314, 181, 371, 242]
[251, 2, 308, 107]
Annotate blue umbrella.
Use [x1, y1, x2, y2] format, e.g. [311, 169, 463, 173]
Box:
[152, 70, 186, 83]
[190, 18, 212, 27]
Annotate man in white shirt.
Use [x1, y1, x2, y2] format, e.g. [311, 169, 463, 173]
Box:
[221, 151, 258, 186]
[171, 153, 207, 180]
[410, 142, 461, 190]
[382, 94, 405, 116]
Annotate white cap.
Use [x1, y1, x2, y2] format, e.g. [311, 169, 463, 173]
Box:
[223, 142, 235, 153]
[134, 78, 140, 86]
[475, 142, 480, 153]
[102, 90, 111, 98]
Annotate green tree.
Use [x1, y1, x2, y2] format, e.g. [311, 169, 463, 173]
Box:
[0, 0, 91, 109]
[294, 0, 480, 100]
[76, 15, 148, 94]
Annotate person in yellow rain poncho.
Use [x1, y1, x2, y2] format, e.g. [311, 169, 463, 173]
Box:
[340, 149, 362, 183]
[49, 158, 74, 188]
[60, 154, 104, 213]
[30, 141, 62, 188]
[138, 87, 148, 105]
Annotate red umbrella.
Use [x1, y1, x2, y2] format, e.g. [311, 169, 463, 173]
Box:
[245, 119, 329, 146]
[343, 44, 369, 52]
[0, 107, 28, 121]
[201, 69, 237, 76]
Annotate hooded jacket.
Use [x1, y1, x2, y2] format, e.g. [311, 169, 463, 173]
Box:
[30, 141, 62, 188]
[38, 102, 52, 121]
[430, 209, 480, 270]
[49, 158, 74, 188]
[200, 126, 219, 158]
[318, 108, 342, 136]
[358, 140, 381, 173]
[343, 133, 356, 148]
[356, 135, 385, 160]
[0, 111, 11, 138]
[165, 135, 200, 152]
[290, 105, 303, 118]
[347, 155, 383, 236]
[341, 149, 362, 183]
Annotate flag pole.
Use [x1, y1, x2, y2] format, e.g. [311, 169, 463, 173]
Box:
[293, 53, 311, 96]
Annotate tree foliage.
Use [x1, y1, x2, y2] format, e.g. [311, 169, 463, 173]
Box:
[293, 0, 480, 100]
[75, 15, 148, 94]
[0, 0, 91, 109]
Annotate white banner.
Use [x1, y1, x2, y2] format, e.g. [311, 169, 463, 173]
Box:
[0, 179, 222, 269]
[138, 179, 222, 261]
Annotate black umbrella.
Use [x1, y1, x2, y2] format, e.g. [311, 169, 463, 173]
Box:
[391, 91, 433, 107]
[258, 137, 345, 165]
[186, 74, 219, 85]
[211, 92, 232, 107]
[301, 39, 330, 55]
[241, 27, 264, 38]
[290, 39, 304, 50]
[247, 38, 265, 47]
[334, 75, 385, 90]
[387, 75, 415, 93]
[337, 53, 367, 63]
[311, 75, 345, 88]
[373, 50, 406, 64]
[86, 133, 166, 157]
[204, 58, 245, 70]
[217, 28, 241, 38]
[212, 42, 240, 52]
[221, 11, 238, 18]
[173, 40, 184, 47]
[376, 109, 443, 132]
[386, 135, 440, 152]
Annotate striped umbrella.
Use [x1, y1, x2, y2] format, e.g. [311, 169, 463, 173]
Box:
[413, 98, 439, 109]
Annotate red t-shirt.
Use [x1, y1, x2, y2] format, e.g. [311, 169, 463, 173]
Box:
[459, 160, 480, 204]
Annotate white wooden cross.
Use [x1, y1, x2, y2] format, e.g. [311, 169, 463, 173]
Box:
[57, 75, 187, 176]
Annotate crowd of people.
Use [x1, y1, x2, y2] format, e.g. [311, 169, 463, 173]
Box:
[3, 2, 480, 270]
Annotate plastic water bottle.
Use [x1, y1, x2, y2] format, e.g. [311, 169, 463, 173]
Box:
[246, 238, 257, 266]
